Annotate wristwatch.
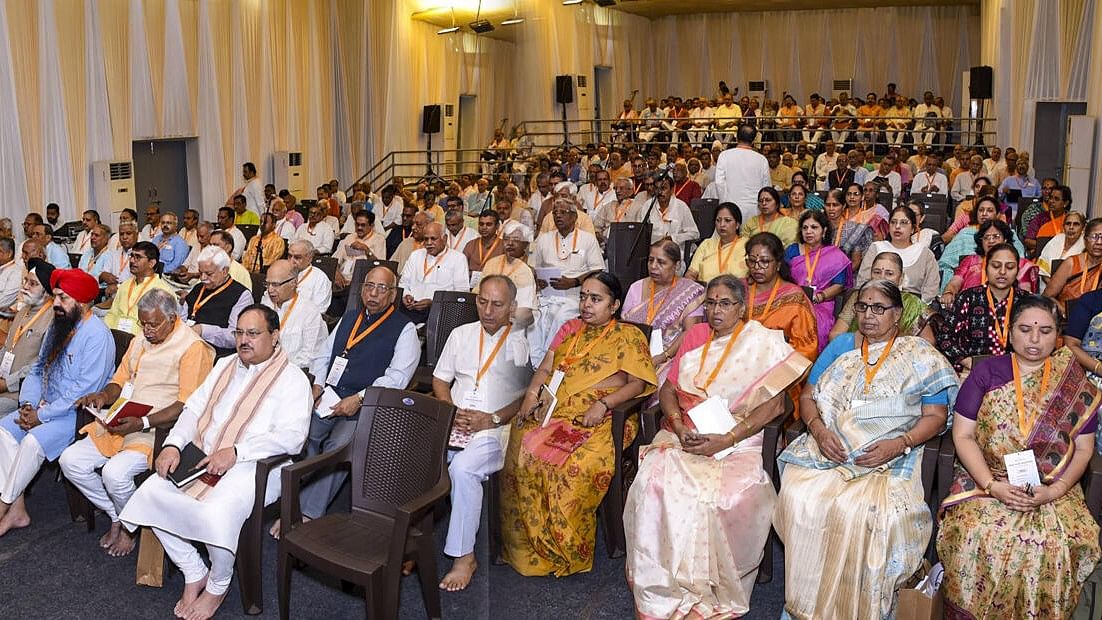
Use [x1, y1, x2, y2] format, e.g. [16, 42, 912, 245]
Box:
[490, 413, 502, 426]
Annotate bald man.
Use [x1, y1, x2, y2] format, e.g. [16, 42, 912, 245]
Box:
[398, 222, 470, 323]
[261, 259, 327, 369]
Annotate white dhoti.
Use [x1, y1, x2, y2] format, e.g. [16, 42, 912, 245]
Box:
[0, 427, 44, 504]
[59, 437, 148, 521]
[528, 297, 578, 366]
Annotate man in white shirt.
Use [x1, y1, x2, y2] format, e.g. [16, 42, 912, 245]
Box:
[712, 95, 742, 144]
[813, 140, 841, 189]
[646, 176, 699, 244]
[870, 155, 903, 199]
[274, 240, 332, 313]
[261, 259, 327, 370]
[579, 169, 616, 215]
[951, 155, 985, 202]
[444, 210, 478, 253]
[327, 178, 347, 205]
[293, 205, 336, 255]
[802, 93, 829, 147]
[333, 211, 386, 290]
[270, 200, 298, 240]
[687, 98, 714, 146]
[846, 150, 870, 187]
[593, 178, 644, 242]
[100, 222, 137, 299]
[465, 178, 492, 216]
[983, 146, 1002, 178]
[70, 210, 101, 255]
[638, 99, 667, 143]
[399, 222, 470, 323]
[527, 173, 553, 218]
[432, 275, 531, 591]
[214, 207, 247, 260]
[241, 162, 266, 215]
[911, 91, 940, 147]
[139, 205, 159, 241]
[77, 224, 114, 281]
[0, 238, 19, 311]
[911, 155, 949, 196]
[714, 125, 770, 219]
[379, 185, 406, 232]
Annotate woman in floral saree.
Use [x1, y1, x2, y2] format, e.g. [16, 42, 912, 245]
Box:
[624, 275, 812, 618]
[501, 271, 657, 577]
[937, 295, 1101, 618]
[774, 280, 959, 619]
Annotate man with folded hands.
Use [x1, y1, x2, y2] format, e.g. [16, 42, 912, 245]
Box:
[61, 288, 214, 557]
[120, 304, 311, 620]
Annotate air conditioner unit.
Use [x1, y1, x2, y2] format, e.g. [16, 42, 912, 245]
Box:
[576, 74, 594, 143]
[832, 79, 854, 101]
[748, 80, 768, 95]
[441, 103, 459, 176]
[273, 151, 305, 197]
[91, 160, 135, 226]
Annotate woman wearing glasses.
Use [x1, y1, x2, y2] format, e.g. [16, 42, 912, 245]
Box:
[744, 233, 819, 363]
[1036, 210, 1085, 281]
[1043, 217, 1102, 314]
[937, 243, 1025, 374]
[829, 251, 936, 343]
[938, 196, 1028, 290]
[843, 181, 888, 240]
[624, 275, 811, 619]
[938, 295, 1099, 617]
[775, 280, 959, 619]
[857, 205, 941, 302]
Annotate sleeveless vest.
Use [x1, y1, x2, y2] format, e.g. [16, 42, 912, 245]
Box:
[327, 304, 411, 399]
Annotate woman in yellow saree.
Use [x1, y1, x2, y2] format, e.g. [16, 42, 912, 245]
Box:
[501, 271, 657, 577]
[624, 274, 811, 618]
[774, 280, 960, 619]
[937, 295, 1101, 618]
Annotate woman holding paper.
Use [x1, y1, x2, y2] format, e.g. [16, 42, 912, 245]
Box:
[501, 271, 657, 577]
[623, 239, 704, 394]
[937, 295, 1100, 618]
[624, 274, 811, 618]
[773, 279, 959, 619]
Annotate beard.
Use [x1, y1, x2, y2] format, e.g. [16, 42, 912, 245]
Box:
[44, 304, 81, 364]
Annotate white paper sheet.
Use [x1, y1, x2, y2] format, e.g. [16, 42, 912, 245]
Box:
[315, 386, 342, 419]
[685, 395, 737, 460]
[534, 267, 566, 297]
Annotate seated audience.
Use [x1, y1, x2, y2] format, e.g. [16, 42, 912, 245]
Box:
[208, 231, 252, 291]
[70, 210, 100, 254]
[476, 222, 537, 327]
[431, 275, 532, 591]
[822, 188, 873, 271]
[786, 210, 852, 349]
[742, 187, 798, 246]
[857, 206, 940, 302]
[939, 197, 1027, 289]
[461, 210, 504, 281]
[119, 304, 311, 620]
[231, 193, 260, 226]
[104, 241, 175, 335]
[62, 288, 214, 556]
[0, 261, 55, 414]
[502, 271, 656, 576]
[775, 280, 958, 619]
[1036, 210, 1084, 280]
[33, 223, 70, 269]
[686, 202, 748, 281]
[293, 205, 336, 255]
[645, 176, 699, 244]
[1024, 184, 1072, 255]
[241, 213, 285, 274]
[214, 207, 247, 260]
[942, 179, 995, 244]
[261, 259, 327, 371]
[173, 222, 213, 284]
[743, 233, 818, 363]
[332, 211, 386, 289]
[0, 269, 114, 536]
[399, 222, 470, 323]
[593, 178, 643, 242]
[938, 295, 1099, 617]
[625, 274, 811, 618]
[444, 209, 478, 253]
[181, 246, 252, 357]
[150, 213, 191, 273]
[829, 251, 935, 343]
[1044, 217, 1102, 314]
[271, 200, 298, 240]
[390, 210, 430, 273]
[939, 220, 1037, 307]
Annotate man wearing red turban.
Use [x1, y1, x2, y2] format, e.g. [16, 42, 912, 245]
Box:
[0, 268, 115, 536]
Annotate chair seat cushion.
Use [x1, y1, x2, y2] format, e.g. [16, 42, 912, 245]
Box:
[283, 511, 422, 575]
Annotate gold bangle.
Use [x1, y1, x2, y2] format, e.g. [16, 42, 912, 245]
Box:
[902, 432, 914, 449]
[982, 479, 995, 493]
[1094, 360, 1102, 375]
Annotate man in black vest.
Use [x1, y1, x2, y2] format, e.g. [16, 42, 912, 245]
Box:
[181, 246, 251, 358]
[269, 266, 418, 538]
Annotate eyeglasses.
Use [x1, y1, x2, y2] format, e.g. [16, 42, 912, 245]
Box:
[1088, 233, 1102, 242]
[702, 299, 740, 312]
[745, 258, 775, 268]
[854, 302, 899, 315]
[265, 276, 296, 289]
[232, 329, 269, 339]
[845, 191, 861, 196]
[362, 283, 394, 293]
[981, 234, 1005, 242]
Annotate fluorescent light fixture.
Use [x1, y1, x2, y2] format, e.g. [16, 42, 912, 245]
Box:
[437, 25, 460, 34]
[563, 0, 583, 5]
[501, 16, 524, 25]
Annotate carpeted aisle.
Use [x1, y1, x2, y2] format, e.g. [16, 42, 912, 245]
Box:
[0, 472, 786, 619]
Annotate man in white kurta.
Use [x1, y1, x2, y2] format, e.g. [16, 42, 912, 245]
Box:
[120, 305, 311, 620]
[528, 197, 605, 366]
[646, 178, 700, 244]
[432, 275, 532, 591]
[262, 240, 333, 313]
[262, 260, 327, 370]
[293, 206, 336, 255]
[333, 211, 387, 288]
[399, 222, 470, 324]
[593, 178, 644, 242]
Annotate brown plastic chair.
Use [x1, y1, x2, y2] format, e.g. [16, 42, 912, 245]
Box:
[277, 388, 455, 620]
[408, 291, 479, 392]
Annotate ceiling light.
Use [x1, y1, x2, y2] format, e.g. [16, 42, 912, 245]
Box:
[437, 25, 460, 34]
[563, 0, 583, 5]
[501, 16, 524, 25]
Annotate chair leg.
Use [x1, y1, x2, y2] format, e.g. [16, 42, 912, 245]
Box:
[414, 519, 443, 620]
[600, 466, 627, 558]
[63, 479, 96, 532]
[277, 548, 293, 620]
[757, 529, 774, 584]
[485, 474, 504, 565]
[235, 514, 264, 615]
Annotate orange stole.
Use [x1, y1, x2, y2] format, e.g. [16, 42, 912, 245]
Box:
[749, 281, 819, 418]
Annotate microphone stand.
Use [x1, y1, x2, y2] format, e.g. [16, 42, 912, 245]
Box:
[625, 167, 673, 279]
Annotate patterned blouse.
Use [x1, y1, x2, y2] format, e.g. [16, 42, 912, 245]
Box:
[936, 285, 1024, 368]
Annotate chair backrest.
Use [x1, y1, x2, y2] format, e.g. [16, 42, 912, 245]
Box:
[876, 190, 894, 210]
[346, 259, 401, 315]
[689, 198, 719, 240]
[350, 388, 455, 517]
[111, 329, 134, 369]
[606, 222, 651, 288]
[813, 190, 829, 203]
[249, 272, 266, 304]
[311, 256, 338, 281]
[910, 193, 950, 234]
[238, 224, 259, 242]
[622, 320, 652, 341]
[68, 253, 82, 268]
[424, 291, 479, 368]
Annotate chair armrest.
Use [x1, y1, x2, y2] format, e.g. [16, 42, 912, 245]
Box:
[783, 417, 806, 446]
[919, 434, 941, 503]
[279, 444, 352, 536]
[397, 476, 452, 522]
[1084, 450, 1102, 521]
[254, 452, 291, 502]
[761, 396, 796, 491]
[640, 405, 661, 445]
[610, 396, 647, 459]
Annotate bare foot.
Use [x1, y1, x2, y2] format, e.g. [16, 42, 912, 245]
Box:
[269, 515, 310, 540]
[174, 575, 207, 618]
[108, 527, 136, 557]
[439, 554, 478, 591]
[402, 560, 416, 576]
[185, 589, 228, 620]
[0, 497, 30, 537]
[100, 524, 119, 549]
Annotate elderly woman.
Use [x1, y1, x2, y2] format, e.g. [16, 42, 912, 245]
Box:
[790, 173, 824, 212]
[938, 295, 1100, 617]
[858, 205, 941, 302]
[1037, 210, 1085, 280]
[786, 210, 851, 350]
[829, 251, 935, 343]
[1044, 217, 1102, 314]
[623, 239, 704, 393]
[775, 280, 959, 619]
[625, 275, 812, 618]
[686, 203, 747, 282]
[502, 272, 657, 577]
[742, 187, 798, 247]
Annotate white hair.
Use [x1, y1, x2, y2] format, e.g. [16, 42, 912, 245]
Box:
[197, 245, 231, 269]
[502, 220, 533, 242]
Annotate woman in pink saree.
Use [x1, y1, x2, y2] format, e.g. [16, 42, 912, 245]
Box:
[624, 275, 812, 618]
[785, 209, 852, 351]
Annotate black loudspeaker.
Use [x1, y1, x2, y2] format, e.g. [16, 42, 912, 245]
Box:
[422, 104, 442, 134]
[555, 75, 574, 105]
[969, 66, 993, 100]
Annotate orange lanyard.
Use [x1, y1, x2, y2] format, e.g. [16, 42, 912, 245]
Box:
[692, 323, 745, 393]
[450, 230, 467, 249]
[747, 280, 781, 322]
[1012, 355, 1051, 437]
[478, 237, 501, 267]
[614, 200, 630, 222]
[556, 229, 579, 260]
[118, 250, 128, 272]
[558, 320, 616, 370]
[985, 286, 1013, 348]
[802, 244, 823, 286]
[126, 276, 158, 314]
[10, 301, 52, 348]
[422, 249, 448, 277]
[861, 334, 897, 394]
[674, 180, 689, 197]
[475, 324, 511, 389]
[281, 293, 300, 326]
[716, 240, 737, 273]
[981, 256, 988, 285]
[757, 212, 778, 230]
[646, 277, 678, 323]
[1081, 255, 1102, 293]
[191, 278, 233, 315]
[299, 266, 314, 284]
[344, 305, 395, 355]
[500, 257, 522, 277]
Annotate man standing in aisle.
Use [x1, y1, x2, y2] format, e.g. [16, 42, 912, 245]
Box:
[714, 125, 770, 219]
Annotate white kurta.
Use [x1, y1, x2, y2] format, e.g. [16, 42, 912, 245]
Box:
[265, 295, 329, 369]
[528, 227, 605, 365]
[333, 232, 387, 279]
[646, 197, 700, 244]
[399, 248, 470, 302]
[295, 265, 333, 312]
[293, 222, 336, 254]
[119, 354, 311, 549]
[446, 226, 479, 253]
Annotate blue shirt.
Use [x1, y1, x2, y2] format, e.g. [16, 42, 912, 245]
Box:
[44, 242, 69, 269]
[150, 233, 191, 272]
[809, 332, 950, 406]
[78, 248, 114, 279]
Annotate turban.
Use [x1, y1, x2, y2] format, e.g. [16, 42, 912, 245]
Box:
[553, 181, 578, 196]
[501, 220, 533, 243]
[50, 268, 99, 303]
[25, 258, 54, 294]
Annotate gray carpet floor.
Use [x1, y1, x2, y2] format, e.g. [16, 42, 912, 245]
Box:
[0, 470, 786, 619]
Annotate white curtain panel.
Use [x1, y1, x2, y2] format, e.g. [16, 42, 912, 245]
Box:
[0, 0, 29, 214]
[129, 0, 157, 140]
[39, 0, 77, 220]
[162, 0, 193, 138]
[196, 0, 226, 218]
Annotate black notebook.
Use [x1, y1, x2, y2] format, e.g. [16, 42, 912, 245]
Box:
[168, 442, 209, 488]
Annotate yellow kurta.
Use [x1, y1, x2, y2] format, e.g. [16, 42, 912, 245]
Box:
[688, 236, 748, 281]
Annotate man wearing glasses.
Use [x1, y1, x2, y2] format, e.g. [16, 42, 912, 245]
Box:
[263, 240, 332, 314]
[181, 246, 253, 358]
[268, 266, 418, 538]
[261, 259, 327, 370]
[64, 288, 215, 557]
